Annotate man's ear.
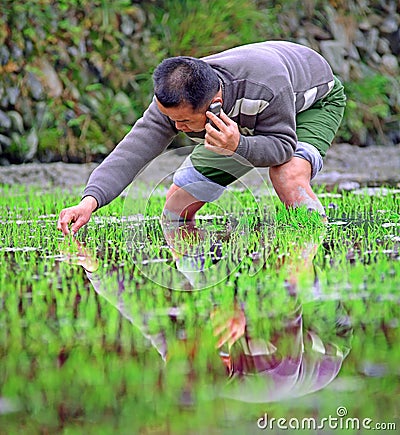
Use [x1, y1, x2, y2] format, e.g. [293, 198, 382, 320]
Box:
[207, 95, 223, 114]
[210, 95, 223, 105]
[210, 85, 223, 106]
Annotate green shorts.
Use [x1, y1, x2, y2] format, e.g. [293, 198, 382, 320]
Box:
[187, 76, 346, 188]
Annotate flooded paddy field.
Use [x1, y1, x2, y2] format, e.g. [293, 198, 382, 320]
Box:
[0, 183, 399, 434]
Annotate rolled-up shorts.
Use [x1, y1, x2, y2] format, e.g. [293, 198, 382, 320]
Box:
[173, 76, 346, 203]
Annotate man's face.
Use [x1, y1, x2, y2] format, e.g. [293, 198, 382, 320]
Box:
[156, 99, 208, 133]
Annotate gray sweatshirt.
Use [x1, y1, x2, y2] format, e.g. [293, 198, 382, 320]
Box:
[83, 41, 334, 208]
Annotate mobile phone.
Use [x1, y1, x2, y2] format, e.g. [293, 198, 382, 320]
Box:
[208, 102, 222, 129]
[209, 101, 222, 116]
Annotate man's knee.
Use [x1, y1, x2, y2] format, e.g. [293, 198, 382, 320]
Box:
[270, 157, 312, 187]
[164, 183, 205, 219]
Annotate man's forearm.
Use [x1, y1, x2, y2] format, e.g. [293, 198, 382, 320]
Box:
[83, 99, 177, 209]
[235, 134, 296, 167]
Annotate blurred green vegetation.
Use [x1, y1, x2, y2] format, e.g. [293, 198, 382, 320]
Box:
[342, 74, 397, 146]
[0, 0, 398, 163]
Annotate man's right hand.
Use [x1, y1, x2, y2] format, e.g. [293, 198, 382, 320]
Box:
[57, 196, 98, 236]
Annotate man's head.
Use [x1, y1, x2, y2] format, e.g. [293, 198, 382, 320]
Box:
[153, 56, 221, 132]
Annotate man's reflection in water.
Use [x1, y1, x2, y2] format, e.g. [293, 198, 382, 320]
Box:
[63, 222, 353, 404]
[161, 216, 227, 288]
[214, 292, 353, 403]
[209, 234, 353, 402]
[162, 219, 207, 288]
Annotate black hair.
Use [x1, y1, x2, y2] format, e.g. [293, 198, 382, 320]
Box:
[153, 56, 220, 111]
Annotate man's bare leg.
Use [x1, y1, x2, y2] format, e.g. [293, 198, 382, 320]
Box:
[164, 158, 325, 220]
[163, 183, 205, 221]
[269, 157, 326, 217]
[162, 184, 207, 288]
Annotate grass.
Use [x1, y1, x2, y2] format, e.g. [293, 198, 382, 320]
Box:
[0, 183, 399, 434]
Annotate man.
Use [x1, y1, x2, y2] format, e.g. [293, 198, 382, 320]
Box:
[57, 41, 346, 235]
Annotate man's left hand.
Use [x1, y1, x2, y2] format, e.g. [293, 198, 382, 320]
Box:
[205, 109, 240, 155]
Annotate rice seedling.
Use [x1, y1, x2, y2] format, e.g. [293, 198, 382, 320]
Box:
[0, 184, 398, 433]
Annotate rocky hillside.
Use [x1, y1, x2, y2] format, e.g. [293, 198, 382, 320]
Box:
[276, 0, 399, 146]
[0, 0, 399, 164]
